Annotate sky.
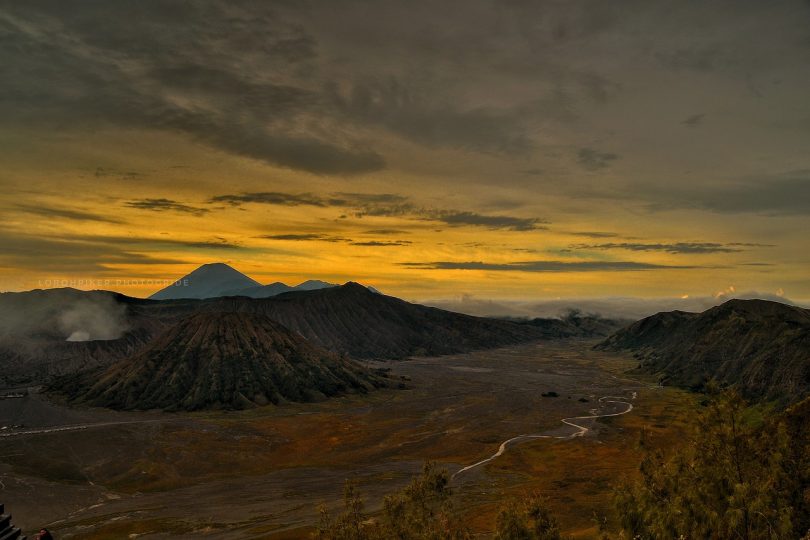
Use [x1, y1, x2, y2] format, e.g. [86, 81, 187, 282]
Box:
[0, 0, 808, 308]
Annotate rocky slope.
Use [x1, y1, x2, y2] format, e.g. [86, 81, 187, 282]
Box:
[200, 282, 549, 359]
[0, 288, 162, 385]
[53, 312, 387, 411]
[1, 283, 570, 385]
[598, 299, 810, 403]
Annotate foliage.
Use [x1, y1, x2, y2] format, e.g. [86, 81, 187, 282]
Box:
[315, 462, 471, 540]
[614, 389, 810, 539]
[494, 493, 561, 540]
[317, 390, 810, 539]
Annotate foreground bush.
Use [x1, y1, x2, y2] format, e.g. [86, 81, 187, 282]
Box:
[316, 462, 471, 540]
[614, 390, 810, 539]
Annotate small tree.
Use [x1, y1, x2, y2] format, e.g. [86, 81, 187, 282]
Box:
[316, 463, 471, 540]
[380, 462, 470, 540]
[495, 493, 560, 540]
[615, 389, 804, 539]
[316, 481, 370, 540]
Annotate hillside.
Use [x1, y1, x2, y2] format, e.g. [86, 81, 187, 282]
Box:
[226, 279, 338, 299]
[2, 283, 563, 385]
[200, 282, 550, 359]
[0, 288, 163, 385]
[598, 299, 810, 403]
[521, 311, 628, 338]
[53, 312, 387, 411]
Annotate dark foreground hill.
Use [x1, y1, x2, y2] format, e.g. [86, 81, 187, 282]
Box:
[598, 299, 810, 404]
[53, 312, 387, 411]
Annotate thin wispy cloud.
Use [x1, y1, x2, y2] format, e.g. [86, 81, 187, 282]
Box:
[210, 192, 327, 207]
[57, 233, 246, 251]
[125, 198, 209, 216]
[400, 260, 700, 272]
[570, 242, 761, 254]
[210, 191, 548, 231]
[577, 148, 619, 171]
[259, 234, 348, 243]
[362, 229, 408, 235]
[351, 240, 412, 247]
[14, 204, 124, 224]
[682, 113, 705, 127]
[567, 231, 621, 239]
[434, 211, 547, 231]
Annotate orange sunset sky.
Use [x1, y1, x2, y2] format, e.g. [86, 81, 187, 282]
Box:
[0, 1, 808, 305]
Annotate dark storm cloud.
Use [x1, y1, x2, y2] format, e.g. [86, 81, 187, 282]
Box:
[0, 0, 640, 175]
[577, 148, 619, 170]
[326, 79, 533, 155]
[5, 0, 809, 226]
[14, 204, 124, 224]
[400, 260, 699, 272]
[692, 172, 810, 215]
[571, 242, 750, 254]
[0, 3, 384, 175]
[124, 198, 209, 216]
[644, 170, 810, 216]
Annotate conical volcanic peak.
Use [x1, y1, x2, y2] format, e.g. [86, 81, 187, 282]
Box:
[56, 311, 386, 411]
[149, 263, 261, 300]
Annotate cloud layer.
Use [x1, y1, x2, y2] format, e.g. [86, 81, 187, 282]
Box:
[0, 1, 808, 299]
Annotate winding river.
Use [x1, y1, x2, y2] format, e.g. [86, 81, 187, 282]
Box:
[452, 392, 636, 479]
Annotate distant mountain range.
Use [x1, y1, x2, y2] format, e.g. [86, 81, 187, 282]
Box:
[55, 312, 386, 411]
[24, 281, 586, 410]
[149, 262, 338, 300]
[598, 299, 810, 404]
[0, 274, 626, 394]
[6, 266, 805, 411]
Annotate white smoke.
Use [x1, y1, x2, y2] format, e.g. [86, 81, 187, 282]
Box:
[59, 296, 129, 342]
[66, 330, 91, 342]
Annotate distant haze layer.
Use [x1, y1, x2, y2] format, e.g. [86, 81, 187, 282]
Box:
[423, 290, 809, 321]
